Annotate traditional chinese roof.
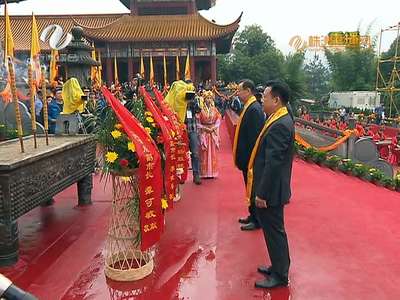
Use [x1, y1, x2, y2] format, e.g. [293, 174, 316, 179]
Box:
[82, 13, 240, 43]
[2, 13, 241, 53]
[119, 0, 216, 11]
[0, 14, 122, 51]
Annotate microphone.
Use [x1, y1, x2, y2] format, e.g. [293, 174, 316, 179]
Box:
[0, 274, 38, 300]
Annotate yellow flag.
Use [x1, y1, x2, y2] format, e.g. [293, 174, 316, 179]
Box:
[30, 13, 42, 86]
[4, 1, 14, 62]
[176, 55, 180, 81]
[184, 54, 191, 81]
[140, 54, 145, 79]
[163, 55, 168, 86]
[49, 49, 58, 86]
[97, 51, 102, 86]
[91, 45, 97, 82]
[30, 13, 40, 59]
[114, 56, 118, 84]
[149, 55, 154, 86]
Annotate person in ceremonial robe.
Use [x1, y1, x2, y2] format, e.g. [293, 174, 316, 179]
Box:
[233, 79, 265, 231]
[248, 80, 294, 289]
[198, 91, 221, 178]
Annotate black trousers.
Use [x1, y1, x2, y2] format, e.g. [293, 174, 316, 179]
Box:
[256, 205, 290, 282]
[242, 170, 259, 225]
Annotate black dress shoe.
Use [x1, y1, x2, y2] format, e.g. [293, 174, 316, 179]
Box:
[240, 222, 260, 231]
[255, 276, 288, 289]
[193, 175, 202, 185]
[238, 216, 251, 224]
[257, 265, 272, 275]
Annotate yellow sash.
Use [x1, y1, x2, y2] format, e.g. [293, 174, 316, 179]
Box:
[232, 96, 257, 167]
[246, 107, 288, 204]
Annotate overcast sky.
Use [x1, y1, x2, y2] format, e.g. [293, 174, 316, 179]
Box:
[3, 0, 399, 53]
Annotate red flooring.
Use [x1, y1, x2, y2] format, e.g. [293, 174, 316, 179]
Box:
[1, 121, 400, 300]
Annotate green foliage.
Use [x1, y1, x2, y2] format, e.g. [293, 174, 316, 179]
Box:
[283, 52, 307, 108]
[303, 54, 331, 100]
[381, 177, 395, 189]
[339, 159, 355, 172]
[303, 147, 317, 160]
[93, 97, 162, 174]
[217, 25, 285, 85]
[395, 172, 400, 188]
[325, 47, 376, 91]
[352, 163, 368, 178]
[378, 37, 400, 115]
[368, 168, 385, 182]
[325, 155, 341, 169]
[0, 124, 18, 141]
[312, 150, 327, 164]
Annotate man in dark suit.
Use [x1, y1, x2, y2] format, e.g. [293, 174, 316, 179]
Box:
[252, 81, 294, 288]
[233, 79, 265, 231]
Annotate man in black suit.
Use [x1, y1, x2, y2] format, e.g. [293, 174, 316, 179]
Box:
[252, 81, 294, 288]
[233, 79, 265, 231]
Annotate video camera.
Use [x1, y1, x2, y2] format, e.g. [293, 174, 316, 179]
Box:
[185, 91, 196, 101]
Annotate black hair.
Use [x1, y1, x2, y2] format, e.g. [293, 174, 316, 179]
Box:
[265, 80, 290, 104]
[254, 85, 264, 104]
[239, 79, 256, 95]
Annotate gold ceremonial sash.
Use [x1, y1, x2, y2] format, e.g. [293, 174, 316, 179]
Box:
[246, 106, 288, 204]
[232, 96, 257, 167]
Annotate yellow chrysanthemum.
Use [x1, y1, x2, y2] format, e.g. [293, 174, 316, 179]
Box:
[128, 142, 136, 153]
[111, 130, 122, 139]
[121, 176, 131, 183]
[161, 198, 169, 210]
[146, 117, 154, 123]
[145, 111, 153, 116]
[145, 127, 151, 135]
[171, 131, 176, 137]
[105, 151, 118, 163]
[114, 123, 123, 130]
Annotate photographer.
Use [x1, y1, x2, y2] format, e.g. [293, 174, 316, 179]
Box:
[185, 89, 202, 185]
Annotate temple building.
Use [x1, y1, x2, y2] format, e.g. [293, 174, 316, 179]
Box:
[1, 0, 241, 85]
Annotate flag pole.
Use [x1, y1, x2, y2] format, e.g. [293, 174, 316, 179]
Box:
[8, 58, 24, 153]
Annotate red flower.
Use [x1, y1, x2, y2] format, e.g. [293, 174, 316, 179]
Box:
[119, 159, 129, 167]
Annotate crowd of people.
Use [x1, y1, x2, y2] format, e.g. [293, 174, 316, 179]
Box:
[298, 106, 400, 165]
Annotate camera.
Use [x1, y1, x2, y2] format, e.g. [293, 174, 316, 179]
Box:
[185, 91, 196, 101]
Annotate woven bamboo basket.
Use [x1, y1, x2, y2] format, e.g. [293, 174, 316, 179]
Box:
[104, 170, 154, 281]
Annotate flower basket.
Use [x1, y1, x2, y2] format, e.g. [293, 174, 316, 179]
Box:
[104, 170, 154, 282]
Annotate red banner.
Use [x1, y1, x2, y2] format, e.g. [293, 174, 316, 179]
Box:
[141, 86, 177, 208]
[153, 87, 189, 182]
[102, 87, 164, 251]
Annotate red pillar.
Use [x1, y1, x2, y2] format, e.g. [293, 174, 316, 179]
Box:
[211, 56, 217, 84]
[191, 56, 196, 84]
[128, 57, 134, 81]
[106, 57, 113, 86]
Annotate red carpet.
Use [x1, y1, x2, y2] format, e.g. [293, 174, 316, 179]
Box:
[1, 120, 400, 300]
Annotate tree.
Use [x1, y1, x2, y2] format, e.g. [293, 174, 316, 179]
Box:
[378, 37, 400, 115]
[325, 47, 376, 91]
[303, 54, 331, 100]
[283, 51, 307, 107]
[217, 25, 285, 85]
